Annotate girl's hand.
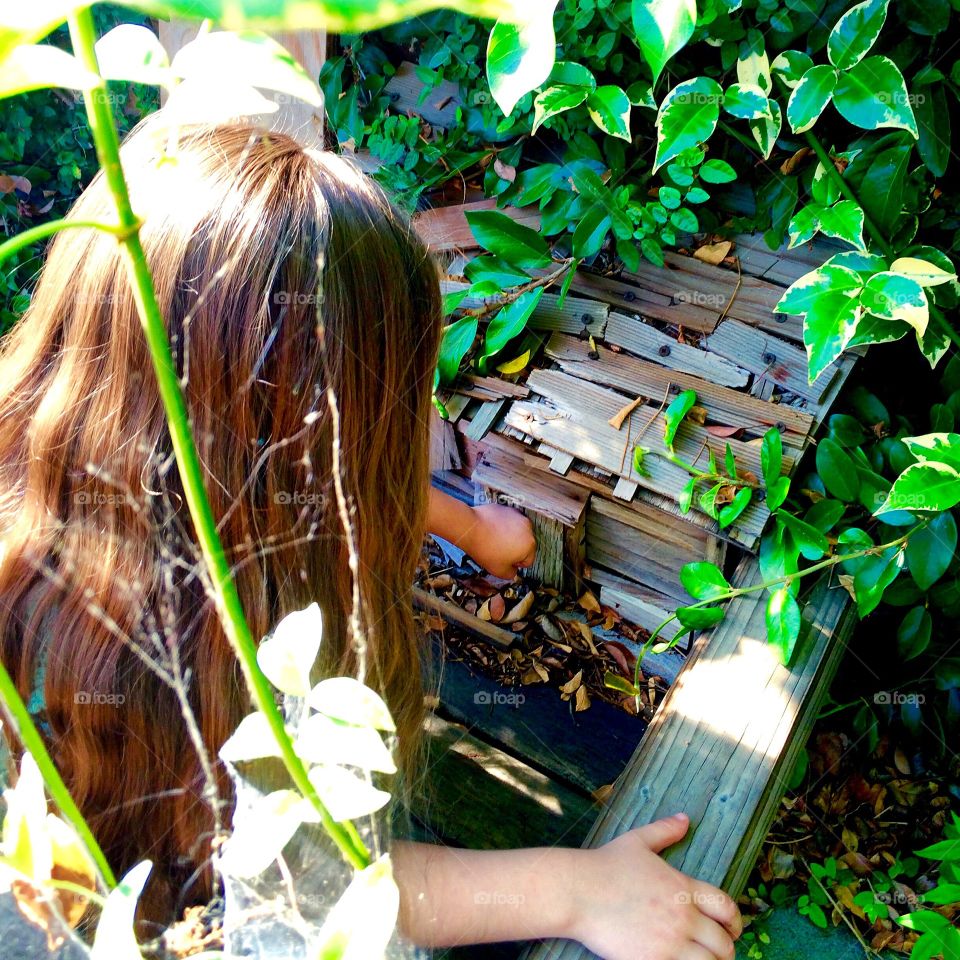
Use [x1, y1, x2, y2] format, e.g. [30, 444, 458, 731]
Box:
[566, 814, 742, 960]
[462, 503, 537, 579]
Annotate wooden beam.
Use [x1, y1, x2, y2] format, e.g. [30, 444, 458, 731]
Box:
[522, 567, 854, 960]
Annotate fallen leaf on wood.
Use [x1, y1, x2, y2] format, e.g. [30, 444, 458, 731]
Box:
[578, 590, 601, 614]
[706, 424, 745, 438]
[592, 783, 614, 805]
[574, 684, 591, 711]
[715, 484, 737, 506]
[693, 240, 732, 265]
[559, 669, 583, 697]
[502, 590, 535, 624]
[837, 574, 857, 600]
[688, 404, 708, 424]
[609, 394, 645, 430]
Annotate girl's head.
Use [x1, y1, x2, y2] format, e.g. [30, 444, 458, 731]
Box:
[0, 119, 441, 924]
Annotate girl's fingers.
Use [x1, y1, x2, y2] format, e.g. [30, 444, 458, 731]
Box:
[690, 913, 735, 960]
[674, 942, 718, 960]
[692, 881, 742, 939]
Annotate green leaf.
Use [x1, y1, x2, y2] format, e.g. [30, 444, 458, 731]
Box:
[604, 670, 641, 696]
[670, 208, 698, 232]
[548, 60, 596, 89]
[465, 210, 552, 270]
[816, 437, 862, 502]
[890, 256, 957, 287]
[914, 82, 950, 178]
[587, 84, 632, 141]
[787, 65, 838, 133]
[219, 711, 283, 763]
[903, 432, 960, 470]
[532, 84, 591, 134]
[0, 43, 98, 98]
[659, 186, 681, 209]
[779, 512, 829, 560]
[308, 764, 391, 822]
[833, 56, 918, 138]
[723, 82, 770, 120]
[631, 0, 697, 85]
[663, 389, 697, 448]
[805, 499, 845, 532]
[464, 255, 530, 288]
[860, 272, 928, 337]
[572, 206, 612, 259]
[95, 24, 170, 85]
[761, 427, 783, 487]
[767, 588, 802, 664]
[679, 476, 696, 513]
[777, 264, 863, 382]
[680, 561, 731, 600]
[897, 909, 953, 932]
[767, 476, 790, 512]
[486, 3, 559, 115]
[437, 314, 478, 385]
[878, 462, 960, 515]
[719, 487, 753, 529]
[699, 158, 737, 183]
[298, 713, 397, 773]
[897, 605, 932, 660]
[675, 605, 725, 630]
[483, 287, 543, 357]
[699, 482, 722, 519]
[914, 838, 960, 860]
[906, 511, 957, 589]
[827, 0, 890, 71]
[654, 77, 723, 172]
[749, 99, 782, 160]
[771, 49, 815, 88]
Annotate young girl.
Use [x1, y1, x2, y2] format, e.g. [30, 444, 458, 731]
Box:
[0, 119, 740, 960]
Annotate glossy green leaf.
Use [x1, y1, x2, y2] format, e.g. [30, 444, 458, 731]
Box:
[816, 437, 861, 501]
[766, 587, 802, 664]
[483, 287, 543, 356]
[779, 511, 829, 560]
[464, 255, 530, 288]
[914, 82, 950, 178]
[486, 2, 559, 115]
[906, 511, 957, 590]
[437, 314, 478, 385]
[749, 98, 782, 160]
[587, 84, 632, 140]
[761, 427, 783, 488]
[680, 561, 731, 600]
[91, 861, 153, 960]
[718, 486, 752, 529]
[890, 257, 957, 287]
[771, 49, 815, 88]
[465, 209, 552, 269]
[878, 461, 960, 515]
[786, 64, 838, 133]
[532, 83, 591, 133]
[860, 272, 928, 337]
[631, 0, 697, 84]
[663, 388, 697, 448]
[654, 76, 723, 172]
[897, 605, 932, 660]
[679, 475, 696, 513]
[827, 0, 889, 71]
[903, 432, 960, 470]
[0, 43, 98, 98]
[723, 81, 769, 120]
[832, 56, 918, 138]
[699, 158, 737, 183]
[675, 604, 725, 630]
[604, 671, 641, 696]
[572, 205, 612, 259]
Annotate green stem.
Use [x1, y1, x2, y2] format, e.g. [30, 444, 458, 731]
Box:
[0, 659, 116, 888]
[66, 10, 368, 870]
[630, 523, 920, 689]
[0, 218, 124, 268]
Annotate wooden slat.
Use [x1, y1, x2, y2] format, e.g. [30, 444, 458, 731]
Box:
[505, 369, 792, 548]
[605, 312, 749, 388]
[464, 399, 506, 441]
[545, 334, 813, 441]
[414, 587, 516, 651]
[702, 319, 840, 403]
[384, 61, 460, 127]
[523, 570, 854, 960]
[588, 567, 677, 639]
[415, 199, 542, 253]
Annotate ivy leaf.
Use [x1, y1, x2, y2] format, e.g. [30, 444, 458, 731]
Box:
[486, 3, 559, 116]
[483, 287, 544, 357]
[766, 587, 802, 664]
[220, 711, 283, 764]
[771, 49, 815, 89]
[532, 84, 591, 134]
[699, 158, 737, 183]
[877, 462, 960, 515]
[675, 605, 725, 630]
[700, 482, 722, 519]
[308, 765, 391, 822]
[680, 561, 731, 600]
[852, 545, 904, 616]
[0, 43, 98, 97]
[817, 200, 866, 251]
[654, 77, 723, 172]
[465, 210, 552, 269]
[308, 677, 396, 731]
[897, 606, 932, 660]
[718, 487, 752, 529]
[827, 0, 890, 71]
[860, 272, 929, 337]
[890, 256, 957, 287]
[257, 603, 323, 698]
[786, 65, 838, 133]
[587, 84, 632, 140]
[631, 0, 697, 85]
[905, 510, 958, 589]
[777, 264, 863, 382]
[833, 56, 918, 138]
[749, 99, 782, 160]
[464, 255, 530, 288]
[437, 314, 478, 385]
[663, 389, 697, 449]
[722, 82, 770, 120]
[572, 205, 613, 259]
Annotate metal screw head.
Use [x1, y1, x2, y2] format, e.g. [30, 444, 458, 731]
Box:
[581, 313, 592, 326]
[761, 351, 777, 365]
[658, 344, 671, 357]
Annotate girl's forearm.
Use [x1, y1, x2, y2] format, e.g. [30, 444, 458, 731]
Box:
[426, 487, 479, 552]
[392, 840, 577, 947]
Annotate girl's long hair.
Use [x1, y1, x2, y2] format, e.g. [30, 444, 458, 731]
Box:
[0, 119, 441, 925]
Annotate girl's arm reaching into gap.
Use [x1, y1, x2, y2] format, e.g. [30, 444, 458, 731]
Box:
[427, 487, 537, 579]
[392, 814, 741, 960]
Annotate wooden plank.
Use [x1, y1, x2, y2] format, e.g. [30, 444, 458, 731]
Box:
[545, 334, 813, 441]
[464, 399, 506, 441]
[415, 199, 542, 253]
[703, 319, 840, 403]
[430, 414, 461, 472]
[157, 23, 326, 146]
[605, 312, 750, 388]
[523, 569, 854, 960]
[384, 61, 460, 127]
[505, 369, 792, 548]
[588, 567, 677, 640]
[414, 714, 594, 851]
[414, 587, 517, 651]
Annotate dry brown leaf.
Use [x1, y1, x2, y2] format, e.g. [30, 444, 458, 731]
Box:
[842, 826, 859, 853]
[537, 614, 565, 644]
[494, 158, 517, 181]
[715, 484, 738, 506]
[893, 747, 911, 775]
[592, 783, 614, 805]
[426, 573, 454, 590]
[578, 590, 601, 614]
[780, 146, 813, 175]
[477, 598, 492, 621]
[559, 669, 583, 697]
[573, 620, 600, 655]
[837, 574, 857, 600]
[688, 404, 708, 424]
[693, 240, 733, 265]
[574, 684, 591, 711]
[609, 394, 645, 430]
[705, 424, 744, 438]
[502, 590, 535, 624]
